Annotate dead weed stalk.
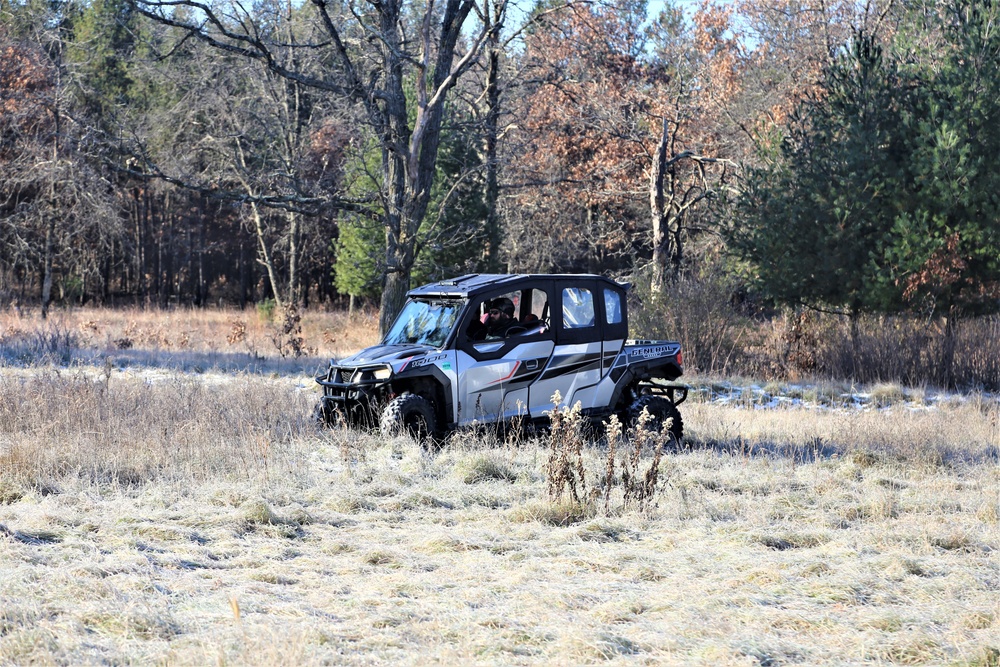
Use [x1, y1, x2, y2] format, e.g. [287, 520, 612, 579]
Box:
[542, 404, 671, 516]
[618, 407, 671, 512]
[545, 391, 587, 503]
[544, 394, 670, 515]
[271, 305, 311, 358]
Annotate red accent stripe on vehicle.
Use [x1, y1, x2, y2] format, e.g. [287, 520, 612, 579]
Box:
[488, 361, 521, 385]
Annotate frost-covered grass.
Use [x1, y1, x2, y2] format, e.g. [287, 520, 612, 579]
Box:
[2, 365, 999, 665]
[1, 307, 998, 664]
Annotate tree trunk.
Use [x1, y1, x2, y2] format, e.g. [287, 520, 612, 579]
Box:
[165, 194, 175, 306]
[42, 136, 58, 319]
[40, 216, 55, 319]
[287, 210, 300, 306]
[239, 240, 248, 309]
[649, 130, 667, 294]
[379, 203, 412, 334]
[671, 217, 683, 281]
[650, 118, 669, 294]
[133, 187, 145, 303]
[941, 309, 957, 389]
[586, 206, 600, 273]
[156, 195, 165, 307]
[102, 251, 111, 304]
[250, 201, 284, 310]
[196, 196, 206, 306]
[483, 36, 502, 272]
[381, 270, 409, 335]
[185, 221, 193, 305]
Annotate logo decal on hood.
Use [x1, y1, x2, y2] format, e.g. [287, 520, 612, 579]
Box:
[401, 353, 447, 371]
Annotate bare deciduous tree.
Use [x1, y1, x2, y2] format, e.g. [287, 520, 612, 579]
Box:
[1, 25, 120, 315]
[506, 1, 729, 282]
[130, 0, 506, 332]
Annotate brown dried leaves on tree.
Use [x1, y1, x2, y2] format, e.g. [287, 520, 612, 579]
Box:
[0, 37, 54, 145]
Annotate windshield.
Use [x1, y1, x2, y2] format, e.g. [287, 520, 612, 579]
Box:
[383, 298, 465, 348]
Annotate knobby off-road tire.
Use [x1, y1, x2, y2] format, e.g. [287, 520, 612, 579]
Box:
[627, 395, 683, 444]
[380, 393, 438, 444]
[313, 400, 333, 427]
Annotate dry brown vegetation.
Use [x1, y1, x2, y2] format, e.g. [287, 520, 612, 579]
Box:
[1, 307, 999, 665]
[631, 277, 1000, 390]
[0, 304, 379, 375]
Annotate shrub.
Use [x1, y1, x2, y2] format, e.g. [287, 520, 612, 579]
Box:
[256, 298, 277, 323]
[0, 326, 79, 366]
[629, 265, 753, 376]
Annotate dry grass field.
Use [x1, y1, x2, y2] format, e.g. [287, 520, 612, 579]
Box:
[0, 304, 378, 375]
[1, 307, 999, 666]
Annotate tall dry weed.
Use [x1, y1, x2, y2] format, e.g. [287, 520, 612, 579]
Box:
[544, 391, 587, 504]
[600, 411, 671, 514]
[270, 304, 312, 358]
[545, 396, 668, 516]
[620, 408, 671, 512]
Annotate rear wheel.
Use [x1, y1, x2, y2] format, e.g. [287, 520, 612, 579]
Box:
[627, 395, 683, 444]
[380, 393, 438, 443]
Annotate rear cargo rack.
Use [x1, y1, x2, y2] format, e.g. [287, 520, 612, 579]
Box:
[641, 381, 689, 407]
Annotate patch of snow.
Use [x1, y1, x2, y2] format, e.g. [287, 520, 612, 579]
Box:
[691, 380, 999, 414]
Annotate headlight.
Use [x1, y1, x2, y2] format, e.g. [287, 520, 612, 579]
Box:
[372, 366, 393, 380]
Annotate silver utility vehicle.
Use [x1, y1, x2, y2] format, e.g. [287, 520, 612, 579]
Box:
[316, 274, 686, 441]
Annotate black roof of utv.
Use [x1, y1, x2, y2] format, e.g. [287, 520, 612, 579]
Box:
[406, 274, 629, 300]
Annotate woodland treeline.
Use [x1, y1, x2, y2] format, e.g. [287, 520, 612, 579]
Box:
[1, 0, 999, 341]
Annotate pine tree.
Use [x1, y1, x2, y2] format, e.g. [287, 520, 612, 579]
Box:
[66, 0, 138, 122]
[733, 33, 914, 316]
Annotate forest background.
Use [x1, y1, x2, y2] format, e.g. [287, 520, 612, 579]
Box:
[2, 0, 1000, 389]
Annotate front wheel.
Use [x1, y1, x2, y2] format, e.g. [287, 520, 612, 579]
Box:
[313, 400, 333, 427]
[380, 393, 438, 443]
[627, 395, 683, 444]
[314, 400, 372, 430]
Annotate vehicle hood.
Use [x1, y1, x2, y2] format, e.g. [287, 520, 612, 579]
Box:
[338, 344, 437, 366]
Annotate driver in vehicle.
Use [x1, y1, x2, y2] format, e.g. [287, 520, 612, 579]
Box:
[485, 297, 519, 339]
[466, 296, 527, 340]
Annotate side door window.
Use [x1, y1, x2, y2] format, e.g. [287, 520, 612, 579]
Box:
[604, 288, 622, 326]
[561, 287, 595, 331]
[600, 285, 628, 368]
[601, 286, 627, 339]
